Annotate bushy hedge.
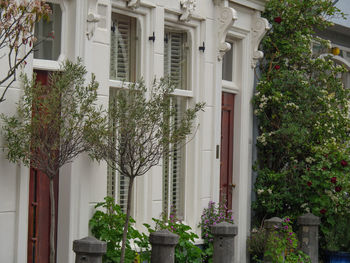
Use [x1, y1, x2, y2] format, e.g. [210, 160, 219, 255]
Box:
[253, 0, 350, 252]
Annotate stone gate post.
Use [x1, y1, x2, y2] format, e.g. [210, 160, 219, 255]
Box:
[297, 213, 321, 263]
[73, 236, 106, 263]
[149, 229, 179, 263]
[211, 222, 238, 263]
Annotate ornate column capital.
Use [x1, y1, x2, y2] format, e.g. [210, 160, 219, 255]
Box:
[217, 7, 237, 61]
[251, 11, 270, 68]
[127, 0, 140, 9]
[179, 0, 197, 22]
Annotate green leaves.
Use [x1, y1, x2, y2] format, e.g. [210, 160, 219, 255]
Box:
[263, 218, 311, 263]
[253, 0, 350, 252]
[89, 197, 150, 263]
[1, 59, 108, 179]
[90, 78, 204, 179]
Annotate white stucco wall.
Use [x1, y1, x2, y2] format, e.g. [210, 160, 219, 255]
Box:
[0, 0, 267, 262]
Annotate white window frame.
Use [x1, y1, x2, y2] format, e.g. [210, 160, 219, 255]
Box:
[221, 36, 242, 94]
[162, 23, 195, 221]
[109, 13, 138, 82]
[33, 0, 67, 71]
[107, 3, 152, 216]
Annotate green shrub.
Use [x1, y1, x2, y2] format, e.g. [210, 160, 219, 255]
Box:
[247, 227, 266, 263]
[89, 197, 150, 263]
[252, 0, 350, 251]
[264, 218, 310, 263]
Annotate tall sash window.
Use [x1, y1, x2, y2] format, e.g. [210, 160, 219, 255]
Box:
[163, 30, 189, 219]
[108, 13, 138, 213]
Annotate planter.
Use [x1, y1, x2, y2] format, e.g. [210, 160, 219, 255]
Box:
[325, 251, 350, 263]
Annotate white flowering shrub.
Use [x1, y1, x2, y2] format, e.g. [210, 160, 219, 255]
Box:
[252, 0, 350, 253]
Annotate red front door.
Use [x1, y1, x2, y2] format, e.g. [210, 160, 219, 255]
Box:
[27, 70, 59, 263]
[220, 92, 235, 210]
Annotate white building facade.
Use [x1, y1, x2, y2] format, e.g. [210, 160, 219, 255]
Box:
[0, 0, 268, 262]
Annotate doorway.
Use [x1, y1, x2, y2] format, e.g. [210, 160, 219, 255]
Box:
[27, 70, 59, 263]
[220, 92, 235, 210]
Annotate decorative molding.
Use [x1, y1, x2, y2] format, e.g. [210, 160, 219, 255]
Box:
[251, 11, 270, 68]
[127, 0, 140, 9]
[179, 0, 197, 22]
[217, 7, 237, 61]
[86, 10, 100, 40]
[213, 0, 225, 6]
[228, 0, 267, 12]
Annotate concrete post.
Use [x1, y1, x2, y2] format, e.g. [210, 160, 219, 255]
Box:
[264, 217, 283, 236]
[211, 222, 238, 263]
[297, 213, 321, 263]
[73, 236, 106, 263]
[149, 229, 179, 263]
[264, 217, 283, 263]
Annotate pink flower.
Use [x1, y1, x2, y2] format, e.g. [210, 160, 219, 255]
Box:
[320, 209, 327, 214]
[307, 181, 312, 187]
[322, 167, 327, 171]
[331, 177, 337, 184]
[274, 65, 281, 70]
[341, 160, 348, 167]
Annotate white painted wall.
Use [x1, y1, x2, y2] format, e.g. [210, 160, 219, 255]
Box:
[0, 0, 267, 262]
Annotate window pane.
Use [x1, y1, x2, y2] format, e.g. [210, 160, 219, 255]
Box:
[110, 14, 136, 82]
[34, 3, 62, 61]
[107, 88, 132, 214]
[163, 96, 186, 219]
[164, 31, 188, 90]
[222, 42, 233, 81]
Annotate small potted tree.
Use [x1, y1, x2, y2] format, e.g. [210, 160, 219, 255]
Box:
[1, 60, 108, 263]
[89, 78, 204, 263]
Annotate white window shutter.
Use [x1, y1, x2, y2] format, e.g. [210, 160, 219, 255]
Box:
[163, 31, 187, 218]
[170, 98, 185, 218]
[118, 175, 130, 213]
[164, 32, 187, 90]
[110, 15, 134, 81]
[107, 88, 132, 214]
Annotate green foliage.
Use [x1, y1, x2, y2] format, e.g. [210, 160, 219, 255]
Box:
[89, 197, 150, 263]
[253, 0, 350, 251]
[90, 78, 205, 178]
[90, 199, 203, 263]
[198, 201, 234, 262]
[264, 218, 310, 263]
[1, 59, 108, 178]
[149, 209, 202, 263]
[1, 59, 108, 263]
[88, 78, 204, 263]
[247, 227, 266, 263]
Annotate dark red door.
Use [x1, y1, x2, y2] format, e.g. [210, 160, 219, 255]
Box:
[220, 92, 235, 210]
[27, 70, 59, 263]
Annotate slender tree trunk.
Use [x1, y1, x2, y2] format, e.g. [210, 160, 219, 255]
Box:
[49, 178, 56, 263]
[120, 176, 134, 263]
